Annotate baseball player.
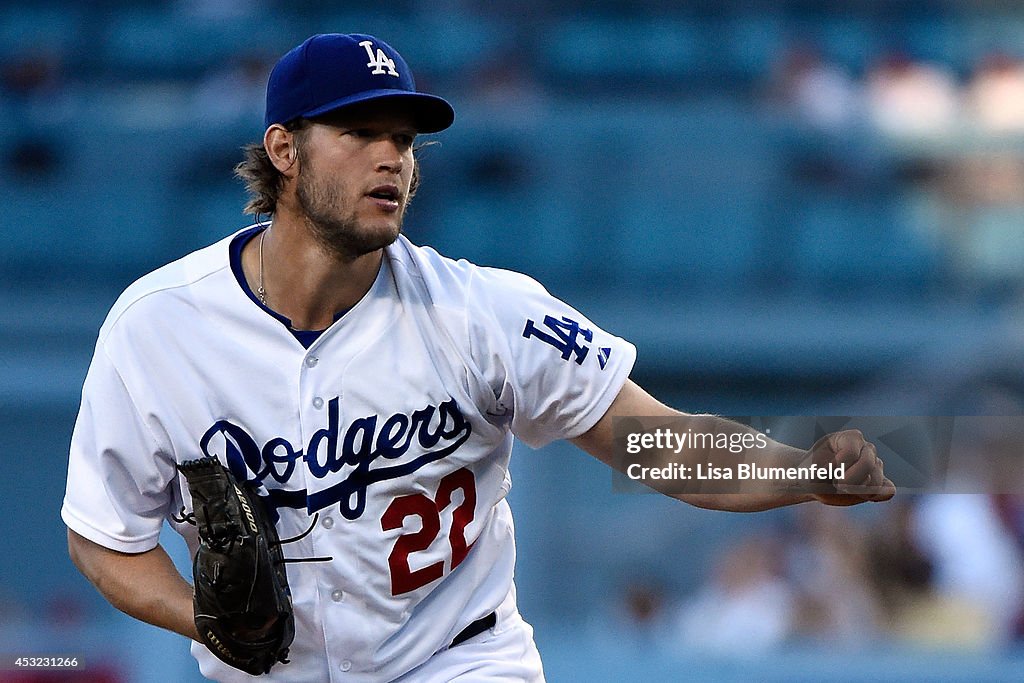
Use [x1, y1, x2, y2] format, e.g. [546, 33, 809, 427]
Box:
[62, 33, 894, 682]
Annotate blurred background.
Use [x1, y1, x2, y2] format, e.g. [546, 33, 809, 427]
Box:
[4, 0, 1024, 680]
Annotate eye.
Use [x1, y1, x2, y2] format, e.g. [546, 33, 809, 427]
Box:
[339, 127, 376, 139]
[395, 133, 415, 147]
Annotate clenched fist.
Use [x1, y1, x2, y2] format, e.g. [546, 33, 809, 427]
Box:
[809, 429, 896, 506]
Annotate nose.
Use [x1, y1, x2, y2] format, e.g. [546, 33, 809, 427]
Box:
[374, 139, 404, 175]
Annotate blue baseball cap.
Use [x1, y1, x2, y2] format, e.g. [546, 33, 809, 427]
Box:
[264, 33, 455, 133]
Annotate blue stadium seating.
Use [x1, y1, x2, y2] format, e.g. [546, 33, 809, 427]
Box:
[5, 5, 1024, 680]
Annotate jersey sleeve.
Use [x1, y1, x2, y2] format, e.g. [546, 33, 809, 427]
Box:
[466, 266, 636, 449]
[61, 340, 178, 553]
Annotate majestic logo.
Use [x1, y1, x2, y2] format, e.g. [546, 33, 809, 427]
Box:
[359, 40, 399, 77]
[199, 397, 472, 520]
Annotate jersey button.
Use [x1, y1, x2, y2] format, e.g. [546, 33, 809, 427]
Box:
[340, 660, 352, 672]
[305, 356, 319, 368]
[312, 396, 324, 409]
[322, 516, 334, 529]
[331, 589, 344, 602]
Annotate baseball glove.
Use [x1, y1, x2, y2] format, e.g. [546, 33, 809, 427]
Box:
[176, 456, 294, 675]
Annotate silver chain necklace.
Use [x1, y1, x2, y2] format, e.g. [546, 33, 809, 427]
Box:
[257, 229, 268, 305]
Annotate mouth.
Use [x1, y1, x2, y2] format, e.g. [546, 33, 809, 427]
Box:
[366, 185, 401, 211]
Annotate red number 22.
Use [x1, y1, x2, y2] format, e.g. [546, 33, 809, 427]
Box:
[380, 468, 476, 595]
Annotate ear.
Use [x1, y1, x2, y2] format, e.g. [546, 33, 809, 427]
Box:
[264, 124, 300, 177]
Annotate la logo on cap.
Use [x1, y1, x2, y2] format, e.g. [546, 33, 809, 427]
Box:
[263, 33, 454, 132]
[359, 40, 399, 77]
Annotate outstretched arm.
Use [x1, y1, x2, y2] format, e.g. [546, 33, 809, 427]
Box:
[570, 379, 895, 511]
[67, 528, 200, 642]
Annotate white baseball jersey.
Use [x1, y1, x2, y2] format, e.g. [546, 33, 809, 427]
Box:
[62, 224, 636, 682]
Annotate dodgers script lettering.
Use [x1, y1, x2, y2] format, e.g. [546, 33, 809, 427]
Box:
[198, 397, 472, 520]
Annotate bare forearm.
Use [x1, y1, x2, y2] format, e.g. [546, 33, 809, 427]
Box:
[656, 414, 816, 511]
[676, 490, 813, 512]
[67, 529, 199, 641]
[574, 380, 893, 511]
